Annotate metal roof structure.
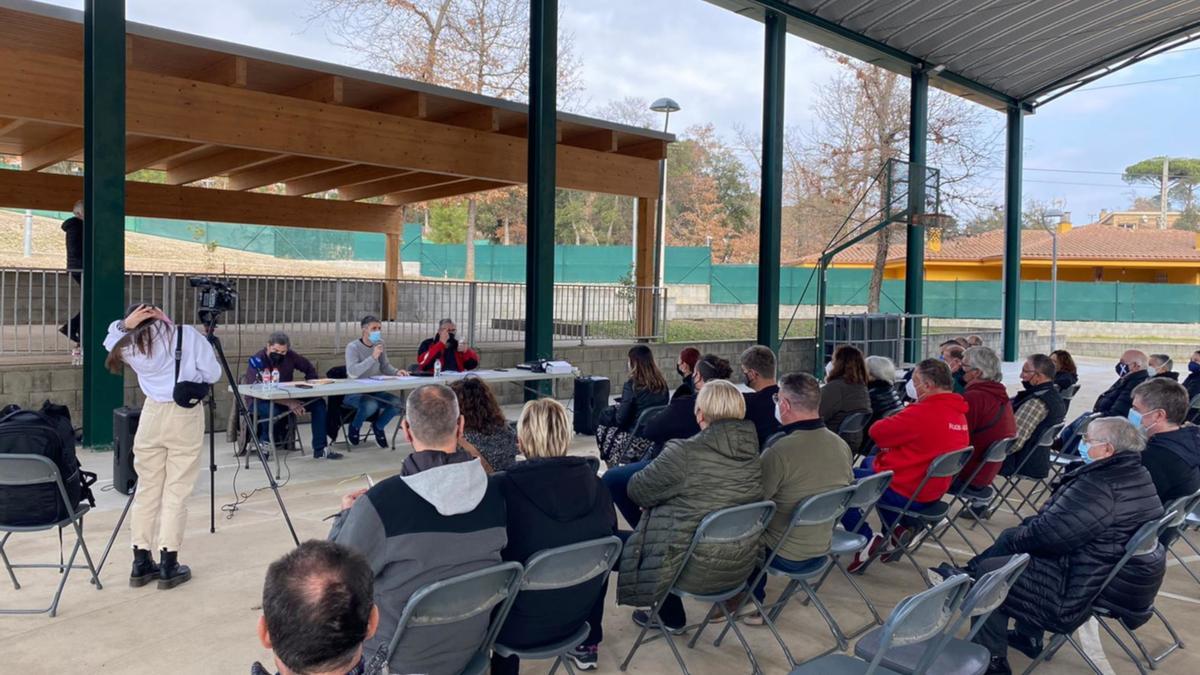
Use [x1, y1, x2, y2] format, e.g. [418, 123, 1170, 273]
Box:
[707, 0, 1200, 109]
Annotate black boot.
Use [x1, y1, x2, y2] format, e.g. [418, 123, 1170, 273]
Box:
[158, 548, 192, 590]
[986, 655, 1012, 675]
[130, 547, 160, 588]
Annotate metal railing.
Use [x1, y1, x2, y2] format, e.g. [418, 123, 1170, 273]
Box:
[0, 268, 667, 356]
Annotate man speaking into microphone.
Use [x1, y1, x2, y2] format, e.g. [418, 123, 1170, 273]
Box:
[417, 318, 480, 373]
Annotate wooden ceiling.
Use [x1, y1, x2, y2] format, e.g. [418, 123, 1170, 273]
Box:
[0, 1, 671, 233]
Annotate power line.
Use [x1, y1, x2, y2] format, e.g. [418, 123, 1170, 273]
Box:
[1077, 72, 1200, 92]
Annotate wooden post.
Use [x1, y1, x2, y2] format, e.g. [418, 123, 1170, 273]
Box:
[383, 231, 401, 321]
[635, 197, 657, 339]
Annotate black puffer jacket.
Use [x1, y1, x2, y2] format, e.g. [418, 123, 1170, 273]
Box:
[867, 380, 902, 425]
[998, 452, 1163, 634]
[617, 419, 764, 607]
[1093, 370, 1150, 417]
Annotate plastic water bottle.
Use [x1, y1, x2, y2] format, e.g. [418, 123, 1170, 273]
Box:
[271, 368, 281, 388]
[433, 360, 442, 378]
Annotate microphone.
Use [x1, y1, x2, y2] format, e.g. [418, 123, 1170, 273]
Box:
[249, 355, 266, 371]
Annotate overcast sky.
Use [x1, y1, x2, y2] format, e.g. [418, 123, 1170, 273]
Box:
[38, 0, 1200, 225]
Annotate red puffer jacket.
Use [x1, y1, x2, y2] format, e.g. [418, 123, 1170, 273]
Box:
[960, 379, 1017, 488]
[870, 392, 970, 502]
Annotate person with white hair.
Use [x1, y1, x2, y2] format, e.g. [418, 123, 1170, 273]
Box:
[1148, 353, 1178, 381]
[955, 346, 1016, 491]
[865, 355, 903, 428]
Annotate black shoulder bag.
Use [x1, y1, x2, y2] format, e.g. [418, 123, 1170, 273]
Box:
[173, 326, 211, 408]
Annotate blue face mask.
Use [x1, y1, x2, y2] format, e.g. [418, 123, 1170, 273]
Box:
[1127, 409, 1143, 427]
[1077, 440, 1095, 464]
[1190, 361, 1200, 374]
[1115, 362, 1129, 377]
[368, 330, 382, 344]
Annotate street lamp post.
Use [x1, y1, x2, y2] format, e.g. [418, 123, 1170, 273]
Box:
[649, 97, 680, 337]
[1039, 208, 1065, 350]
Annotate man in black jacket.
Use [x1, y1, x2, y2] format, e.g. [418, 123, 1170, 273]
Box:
[246, 332, 339, 460]
[1183, 350, 1200, 401]
[739, 345, 781, 447]
[1093, 349, 1150, 417]
[58, 200, 84, 349]
[1132, 377, 1200, 507]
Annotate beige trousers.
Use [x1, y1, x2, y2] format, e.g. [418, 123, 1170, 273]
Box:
[130, 399, 205, 552]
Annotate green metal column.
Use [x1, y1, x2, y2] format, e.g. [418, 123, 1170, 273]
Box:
[903, 67, 928, 363]
[525, 0, 556, 397]
[82, 0, 126, 448]
[758, 10, 786, 349]
[1002, 104, 1024, 361]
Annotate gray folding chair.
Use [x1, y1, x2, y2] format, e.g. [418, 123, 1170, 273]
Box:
[493, 537, 623, 675]
[1025, 512, 1176, 675]
[806, 470, 895, 638]
[788, 574, 972, 675]
[1059, 383, 1080, 402]
[763, 430, 787, 451]
[619, 500, 776, 675]
[837, 411, 872, 451]
[0, 454, 103, 617]
[853, 554, 1031, 674]
[1167, 489, 1200, 586]
[378, 561, 523, 675]
[872, 448, 974, 580]
[939, 438, 1016, 555]
[991, 423, 1065, 518]
[709, 485, 858, 668]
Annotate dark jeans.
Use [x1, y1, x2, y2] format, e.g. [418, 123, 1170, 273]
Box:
[254, 399, 328, 451]
[58, 272, 81, 345]
[969, 553, 1042, 658]
[345, 392, 402, 433]
[751, 551, 827, 601]
[603, 458, 650, 527]
[841, 461, 938, 539]
[491, 578, 609, 674]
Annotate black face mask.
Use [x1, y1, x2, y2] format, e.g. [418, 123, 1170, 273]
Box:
[446, 332, 458, 350]
[1115, 362, 1129, 377]
[1021, 380, 1035, 390]
[268, 352, 284, 365]
[676, 366, 686, 377]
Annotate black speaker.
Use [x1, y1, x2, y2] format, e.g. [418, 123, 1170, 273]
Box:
[573, 376, 610, 436]
[113, 407, 141, 496]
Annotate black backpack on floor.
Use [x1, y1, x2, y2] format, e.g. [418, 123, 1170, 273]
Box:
[0, 401, 97, 527]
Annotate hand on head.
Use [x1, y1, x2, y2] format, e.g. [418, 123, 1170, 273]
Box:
[123, 304, 159, 330]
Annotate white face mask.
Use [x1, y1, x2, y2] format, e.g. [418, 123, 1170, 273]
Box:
[825, 361, 834, 378]
[906, 378, 919, 401]
[774, 401, 784, 424]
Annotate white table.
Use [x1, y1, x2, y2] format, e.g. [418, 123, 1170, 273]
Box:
[236, 368, 577, 474]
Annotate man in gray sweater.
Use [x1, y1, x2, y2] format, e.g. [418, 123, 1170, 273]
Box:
[331, 384, 506, 674]
[344, 315, 408, 447]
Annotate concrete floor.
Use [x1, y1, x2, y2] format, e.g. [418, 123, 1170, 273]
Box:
[3, 356, 1198, 674]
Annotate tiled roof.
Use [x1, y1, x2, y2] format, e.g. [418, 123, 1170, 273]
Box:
[787, 225, 1200, 265]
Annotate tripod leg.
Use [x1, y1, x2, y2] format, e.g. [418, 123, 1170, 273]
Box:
[95, 491, 136, 578]
[208, 394, 216, 534]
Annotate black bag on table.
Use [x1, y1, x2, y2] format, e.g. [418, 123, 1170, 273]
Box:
[0, 400, 96, 527]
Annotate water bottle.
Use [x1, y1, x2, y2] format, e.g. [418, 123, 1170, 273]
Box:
[433, 359, 442, 378]
[271, 368, 281, 388]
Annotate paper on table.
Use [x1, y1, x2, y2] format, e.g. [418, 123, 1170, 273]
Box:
[369, 375, 407, 381]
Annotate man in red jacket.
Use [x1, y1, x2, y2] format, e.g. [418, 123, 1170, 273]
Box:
[845, 358, 969, 573]
[416, 318, 480, 372]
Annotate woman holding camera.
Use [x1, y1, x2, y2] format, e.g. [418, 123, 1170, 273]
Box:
[104, 304, 221, 590]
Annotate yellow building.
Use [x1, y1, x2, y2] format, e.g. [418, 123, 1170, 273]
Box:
[791, 221, 1200, 284]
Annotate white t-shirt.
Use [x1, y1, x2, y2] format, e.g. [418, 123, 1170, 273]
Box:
[103, 321, 222, 403]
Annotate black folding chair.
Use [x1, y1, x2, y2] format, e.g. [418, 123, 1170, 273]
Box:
[712, 486, 858, 667]
[0, 454, 103, 617]
[378, 561, 524, 675]
[620, 501, 776, 675]
[493, 537, 623, 675]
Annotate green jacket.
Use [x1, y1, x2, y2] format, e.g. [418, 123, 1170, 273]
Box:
[617, 419, 764, 607]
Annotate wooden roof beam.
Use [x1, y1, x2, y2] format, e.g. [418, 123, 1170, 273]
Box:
[565, 129, 618, 153]
[617, 139, 668, 160]
[370, 91, 428, 119]
[0, 117, 28, 136]
[165, 148, 282, 185]
[20, 128, 83, 170]
[125, 139, 204, 173]
[285, 165, 411, 197]
[227, 156, 351, 191]
[190, 55, 248, 87]
[339, 172, 460, 201]
[389, 179, 509, 205]
[436, 106, 500, 132]
[286, 75, 344, 104]
[0, 168, 403, 234]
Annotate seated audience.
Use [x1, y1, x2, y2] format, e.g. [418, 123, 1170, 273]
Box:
[740, 345, 781, 447]
[1050, 349, 1078, 393]
[254, 540, 378, 675]
[820, 345, 872, 450]
[1184, 350, 1200, 400]
[748, 373, 852, 608]
[955, 347, 1016, 490]
[1149, 353, 1178, 380]
[673, 346, 701, 399]
[245, 332, 339, 460]
[596, 345, 670, 465]
[330, 384, 505, 675]
[417, 318, 480, 372]
[989, 355, 1066, 502]
[865, 355, 903, 427]
[845, 359, 969, 573]
[616, 380, 764, 633]
[966, 335, 984, 347]
[940, 341, 968, 394]
[492, 399, 617, 673]
[1132, 378, 1200, 506]
[450, 377, 517, 472]
[603, 354, 731, 528]
[1093, 349, 1150, 417]
[344, 315, 408, 448]
[930, 417, 1165, 675]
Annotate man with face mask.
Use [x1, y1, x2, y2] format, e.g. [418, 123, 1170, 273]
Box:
[740, 345, 781, 447]
[246, 332, 337, 459]
[1182, 350, 1200, 401]
[1131, 378, 1200, 508]
[344, 315, 408, 447]
[1092, 349, 1150, 418]
[416, 318, 480, 373]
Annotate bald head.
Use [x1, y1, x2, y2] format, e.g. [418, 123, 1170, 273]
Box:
[1122, 350, 1149, 373]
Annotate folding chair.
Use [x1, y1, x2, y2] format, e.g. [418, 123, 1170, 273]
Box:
[710, 485, 858, 668]
[1025, 511, 1177, 675]
[1059, 383, 1080, 403]
[493, 536, 624, 675]
[853, 554, 1031, 674]
[763, 430, 786, 451]
[0, 454, 103, 617]
[378, 561, 524, 675]
[787, 574, 972, 675]
[990, 423, 1064, 519]
[940, 437, 1016, 551]
[837, 411, 872, 452]
[1188, 394, 1200, 425]
[805, 471, 895, 639]
[1095, 508, 1191, 673]
[1028, 415, 1102, 506]
[619, 500, 776, 675]
[872, 448, 974, 581]
[1167, 489, 1200, 587]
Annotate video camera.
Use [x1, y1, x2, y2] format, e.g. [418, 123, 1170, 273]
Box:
[190, 277, 238, 326]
